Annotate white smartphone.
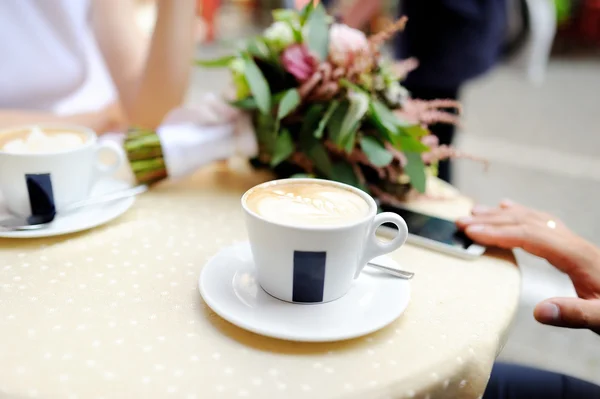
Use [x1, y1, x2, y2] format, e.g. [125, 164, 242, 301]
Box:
[377, 203, 486, 260]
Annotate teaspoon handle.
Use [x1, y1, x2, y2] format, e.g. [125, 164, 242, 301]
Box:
[367, 262, 415, 279]
[61, 185, 148, 213]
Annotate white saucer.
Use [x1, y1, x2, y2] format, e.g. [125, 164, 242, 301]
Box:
[0, 179, 135, 239]
[199, 242, 411, 342]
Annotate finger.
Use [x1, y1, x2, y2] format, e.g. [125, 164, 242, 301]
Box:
[471, 204, 496, 215]
[462, 224, 529, 249]
[499, 199, 555, 227]
[457, 213, 521, 228]
[534, 298, 600, 333]
[499, 199, 518, 209]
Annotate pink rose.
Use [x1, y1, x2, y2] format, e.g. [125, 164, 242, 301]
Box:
[281, 44, 317, 82]
[328, 24, 369, 66]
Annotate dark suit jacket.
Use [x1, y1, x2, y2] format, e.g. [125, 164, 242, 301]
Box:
[395, 0, 508, 90]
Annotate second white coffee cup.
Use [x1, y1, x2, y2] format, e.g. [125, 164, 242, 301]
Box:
[0, 125, 126, 217]
[242, 178, 409, 304]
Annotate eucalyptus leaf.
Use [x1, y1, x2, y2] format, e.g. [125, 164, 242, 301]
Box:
[243, 56, 271, 115]
[276, 89, 300, 120]
[195, 55, 236, 68]
[360, 136, 394, 167]
[314, 100, 339, 139]
[271, 129, 295, 167]
[404, 152, 427, 193]
[305, 3, 329, 61]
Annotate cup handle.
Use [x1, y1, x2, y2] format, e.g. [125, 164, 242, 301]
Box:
[94, 140, 126, 180]
[355, 212, 409, 278]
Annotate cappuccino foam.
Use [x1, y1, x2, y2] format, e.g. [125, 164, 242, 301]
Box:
[1, 126, 85, 154]
[246, 182, 370, 226]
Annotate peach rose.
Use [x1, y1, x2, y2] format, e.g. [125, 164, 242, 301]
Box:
[328, 24, 369, 66]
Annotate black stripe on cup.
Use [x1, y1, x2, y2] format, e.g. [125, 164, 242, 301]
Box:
[25, 173, 56, 216]
[292, 251, 326, 303]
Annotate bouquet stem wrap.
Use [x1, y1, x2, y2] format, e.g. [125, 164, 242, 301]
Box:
[121, 100, 258, 186]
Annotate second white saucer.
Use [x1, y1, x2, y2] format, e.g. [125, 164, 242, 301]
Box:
[0, 178, 135, 239]
[199, 242, 411, 342]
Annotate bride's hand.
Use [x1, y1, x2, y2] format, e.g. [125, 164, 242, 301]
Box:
[457, 200, 600, 334]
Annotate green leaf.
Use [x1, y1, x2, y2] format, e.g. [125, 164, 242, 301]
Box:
[400, 124, 430, 138]
[243, 56, 271, 115]
[246, 38, 270, 59]
[332, 162, 359, 188]
[290, 22, 303, 43]
[300, 132, 333, 177]
[314, 100, 339, 139]
[301, 104, 326, 135]
[271, 129, 295, 167]
[360, 136, 394, 167]
[404, 152, 427, 193]
[229, 97, 258, 110]
[339, 78, 368, 94]
[309, 143, 334, 178]
[338, 91, 369, 147]
[394, 135, 429, 153]
[343, 127, 358, 154]
[300, 1, 315, 24]
[195, 55, 236, 68]
[273, 9, 298, 23]
[276, 89, 300, 120]
[327, 101, 349, 143]
[369, 100, 399, 135]
[291, 173, 314, 178]
[393, 113, 416, 127]
[305, 3, 329, 61]
[255, 113, 277, 153]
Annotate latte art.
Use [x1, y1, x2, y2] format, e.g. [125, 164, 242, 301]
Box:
[245, 182, 370, 226]
[1, 126, 86, 154]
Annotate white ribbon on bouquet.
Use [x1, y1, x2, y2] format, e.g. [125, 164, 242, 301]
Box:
[101, 93, 258, 180]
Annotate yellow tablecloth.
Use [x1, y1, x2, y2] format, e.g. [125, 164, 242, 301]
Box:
[0, 164, 520, 399]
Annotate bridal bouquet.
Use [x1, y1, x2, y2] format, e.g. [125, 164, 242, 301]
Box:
[196, 3, 466, 202]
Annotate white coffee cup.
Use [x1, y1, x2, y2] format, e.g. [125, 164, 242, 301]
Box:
[242, 178, 409, 303]
[0, 125, 126, 217]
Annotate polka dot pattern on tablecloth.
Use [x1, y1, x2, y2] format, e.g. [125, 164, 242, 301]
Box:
[0, 168, 520, 398]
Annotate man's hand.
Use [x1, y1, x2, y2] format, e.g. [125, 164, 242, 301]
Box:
[457, 200, 600, 334]
[534, 298, 600, 335]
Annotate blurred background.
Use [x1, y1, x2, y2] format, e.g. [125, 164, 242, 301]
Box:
[137, 0, 600, 383]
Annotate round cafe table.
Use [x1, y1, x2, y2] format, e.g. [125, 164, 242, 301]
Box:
[0, 163, 520, 399]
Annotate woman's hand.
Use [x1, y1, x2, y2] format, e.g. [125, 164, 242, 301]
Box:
[457, 200, 600, 334]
